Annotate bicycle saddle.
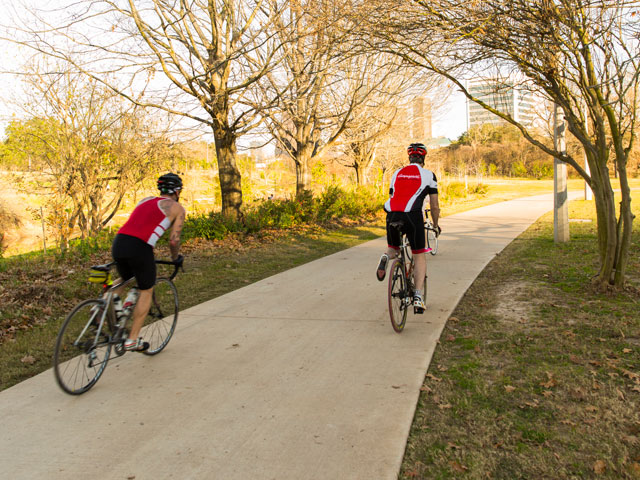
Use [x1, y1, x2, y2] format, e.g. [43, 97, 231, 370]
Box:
[389, 221, 405, 231]
[90, 261, 116, 272]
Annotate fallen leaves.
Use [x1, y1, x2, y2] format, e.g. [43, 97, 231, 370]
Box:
[569, 355, 583, 364]
[593, 459, 606, 474]
[448, 461, 468, 473]
[520, 399, 540, 409]
[20, 355, 36, 365]
[539, 372, 557, 389]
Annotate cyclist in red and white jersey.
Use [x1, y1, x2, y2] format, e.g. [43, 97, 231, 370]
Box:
[111, 173, 186, 351]
[376, 143, 440, 312]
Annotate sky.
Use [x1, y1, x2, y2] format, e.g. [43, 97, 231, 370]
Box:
[0, 11, 469, 144]
[432, 90, 467, 140]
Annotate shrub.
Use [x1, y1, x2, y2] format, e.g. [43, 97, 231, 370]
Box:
[242, 185, 383, 232]
[442, 181, 467, 201]
[182, 212, 240, 241]
[65, 229, 116, 258]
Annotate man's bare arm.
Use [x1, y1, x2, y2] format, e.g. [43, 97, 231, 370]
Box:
[429, 194, 440, 228]
[169, 205, 185, 261]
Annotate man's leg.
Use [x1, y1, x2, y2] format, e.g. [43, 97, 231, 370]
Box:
[412, 252, 427, 313]
[127, 287, 153, 343]
[377, 247, 399, 281]
[413, 252, 426, 293]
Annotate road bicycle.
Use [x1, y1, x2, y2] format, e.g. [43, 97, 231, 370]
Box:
[387, 221, 428, 333]
[425, 208, 439, 255]
[53, 258, 183, 395]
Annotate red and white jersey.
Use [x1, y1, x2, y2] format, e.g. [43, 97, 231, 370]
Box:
[117, 197, 171, 247]
[384, 164, 438, 213]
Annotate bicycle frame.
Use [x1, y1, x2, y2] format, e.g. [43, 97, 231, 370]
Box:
[70, 291, 117, 353]
[92, 260, 181, 346]
[390, 223, 416, 302]
[54, 257, 183, 394]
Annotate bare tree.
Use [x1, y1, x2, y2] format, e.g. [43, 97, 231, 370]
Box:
[6, 0, 286, 221]
[340, 108, 396, 187]
[339, 67, 440, 186]
[252, 0, 410, 195]
[4, 66, 174, 247]
[364, 0, 640, 288]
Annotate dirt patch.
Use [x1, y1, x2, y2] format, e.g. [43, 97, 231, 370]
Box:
[493, 280, 539, 325]
[0, 183, 44, 255]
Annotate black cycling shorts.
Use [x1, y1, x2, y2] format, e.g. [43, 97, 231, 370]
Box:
[386, 210, 427, 254]
[111, 234, 156, 290]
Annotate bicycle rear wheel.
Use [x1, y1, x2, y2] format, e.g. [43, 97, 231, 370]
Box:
[53, 299, 111, 395]
[426, 227, 438, 255]
[142, 278, 178, 355]
[388, 259, 408, 333]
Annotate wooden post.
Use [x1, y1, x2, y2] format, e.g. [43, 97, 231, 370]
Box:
[554, 104, 569, 243]
[584, 105, 593, 201]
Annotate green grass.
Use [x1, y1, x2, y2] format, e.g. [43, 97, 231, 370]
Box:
[2, 177, 640, 477]
[0, 222, 385, 391]
[400, 197, 640, 479]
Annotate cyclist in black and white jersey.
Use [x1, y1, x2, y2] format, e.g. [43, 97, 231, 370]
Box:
[376, 143, 441, 312]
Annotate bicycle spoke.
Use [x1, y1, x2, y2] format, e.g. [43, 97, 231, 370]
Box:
[53, 300, 111, 395]
[388, 260, 408, 332]
[142, 278, 178, 355]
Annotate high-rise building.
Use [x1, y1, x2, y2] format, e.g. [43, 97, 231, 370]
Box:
[466, 80, 538, 129]
[411, 96, 432, 141]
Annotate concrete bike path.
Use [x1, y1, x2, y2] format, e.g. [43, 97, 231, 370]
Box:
[0, 192, 581, 480]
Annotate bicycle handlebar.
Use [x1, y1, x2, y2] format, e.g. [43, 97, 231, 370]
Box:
[93, 257, 184, 281]
[424, 210, 441, 237]
[155, 255, 184, 280]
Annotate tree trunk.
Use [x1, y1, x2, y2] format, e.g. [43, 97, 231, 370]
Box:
[613, 155, 635, 286]
[354, 162, 362, 186]
[360, 151, 376, 187]
[589, 157, 618, 287]
[294, 147, 314, 196]
[213, 128, 243, 221]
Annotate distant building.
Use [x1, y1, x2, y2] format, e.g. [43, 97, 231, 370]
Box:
[467, 79, 538, 129]
[250, 141, 265, 163]
[411, 96, 432, 141]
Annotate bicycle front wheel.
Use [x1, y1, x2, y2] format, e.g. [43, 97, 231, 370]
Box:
[388, 259, 408, 333]
[53, 299, 112, 395]
[142, 278, 178, 355]
[426, 227, 438, 255]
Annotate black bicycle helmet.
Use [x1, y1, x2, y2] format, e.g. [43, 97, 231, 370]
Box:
[407, 143, 427, 157]
[157, 173, 183, 195]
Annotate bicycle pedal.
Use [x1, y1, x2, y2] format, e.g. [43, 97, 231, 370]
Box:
[413, 306, 425, 314]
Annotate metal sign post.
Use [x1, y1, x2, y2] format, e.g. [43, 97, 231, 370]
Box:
[583, 104, 593, 201]
[554, 104, 570, 243]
